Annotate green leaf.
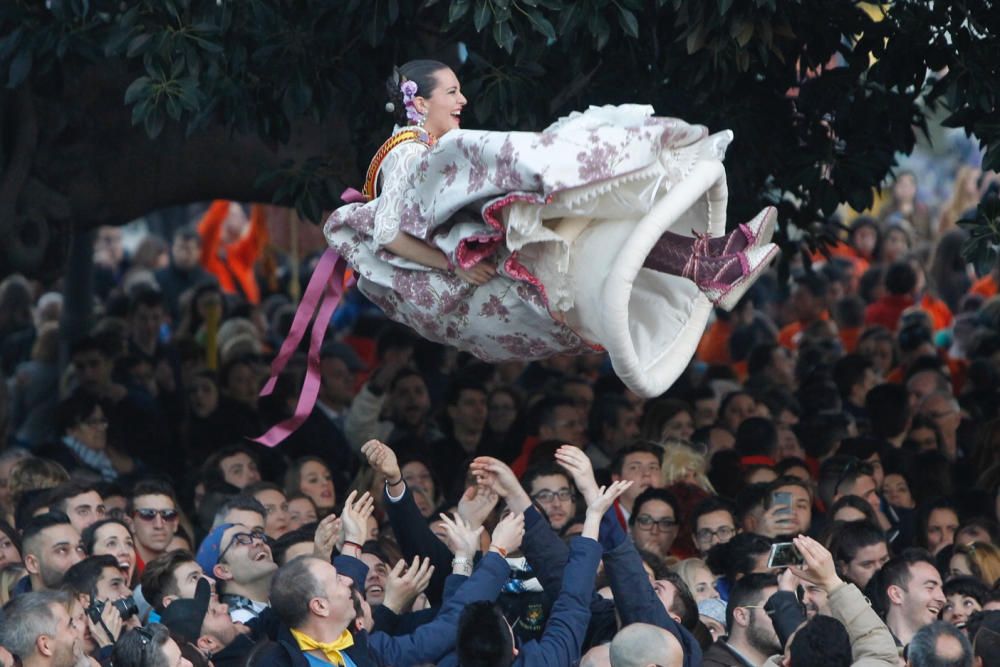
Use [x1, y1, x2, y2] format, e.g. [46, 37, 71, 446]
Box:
[123, 76, 151, 104]
[493, 21, 515, 53]
[126, 33, 152, 57]
[144, 107, 165, 138]
[448, 0, 471, 23]
[7, 50, 32, 88]
[617, 8, 638, 39]
[474, 1, 491, 32]
[528, 10, 557, 41]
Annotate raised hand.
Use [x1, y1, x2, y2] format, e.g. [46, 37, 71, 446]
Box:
[469, 456, 531, 513]
[554, 444, 600, 505]
[340, 490, 375, 547]
[790, 535, 842, 592]
[586, 480, 632, 518]
[581, 480, 632, 541]
[382, 555, 435, 614]
[313, 513, 343, 560]
[457, 484, 499, 530]
[758, 503, 797, 539]
[490, 511, 525, 555]
[437, 512, 484, 560]
[361, 439, 402, 483]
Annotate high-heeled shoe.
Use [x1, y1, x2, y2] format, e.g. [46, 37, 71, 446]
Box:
[713, 206, 778, 256]
[683, 241, 780, 311]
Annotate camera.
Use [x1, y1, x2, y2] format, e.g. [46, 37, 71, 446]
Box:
[87, 595, 138, 623]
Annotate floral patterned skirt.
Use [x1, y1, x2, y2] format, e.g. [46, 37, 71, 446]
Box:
[325, 105, 739, 397]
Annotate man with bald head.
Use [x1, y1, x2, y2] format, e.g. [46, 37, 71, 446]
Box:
[906, 621, 972, 667]
[610, 623, 683, 667]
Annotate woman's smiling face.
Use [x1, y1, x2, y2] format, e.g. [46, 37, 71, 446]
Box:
[415, 68, 467, 139]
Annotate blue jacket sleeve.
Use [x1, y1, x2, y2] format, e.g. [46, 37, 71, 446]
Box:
[371, 573, 466, 635]
[367, 552, 511, 667]
[382, 483, 454, 605]
[521, 505, 569, 597]
[602, 536, 702, 667]
[514, 537, 601, 667]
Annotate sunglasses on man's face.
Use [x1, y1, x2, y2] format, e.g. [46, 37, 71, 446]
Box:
[133, 508, 179, 522]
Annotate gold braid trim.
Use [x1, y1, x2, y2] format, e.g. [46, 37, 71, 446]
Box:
[362, 129, 430, 200]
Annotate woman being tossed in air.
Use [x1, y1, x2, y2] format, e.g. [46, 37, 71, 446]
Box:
[325, 59, 779, 399]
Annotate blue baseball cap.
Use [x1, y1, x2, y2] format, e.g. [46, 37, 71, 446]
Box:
[195, 522, 234, 578]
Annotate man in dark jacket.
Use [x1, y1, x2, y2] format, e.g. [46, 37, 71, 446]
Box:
[702, 573, 780, 667]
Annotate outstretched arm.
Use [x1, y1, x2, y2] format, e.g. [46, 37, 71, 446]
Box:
[366, 515, 522, 667]
[363, 439, 453, 604]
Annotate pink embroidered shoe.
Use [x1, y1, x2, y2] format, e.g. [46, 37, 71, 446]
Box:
[714, 206, 778, 256]
[683, 241, 780, 312]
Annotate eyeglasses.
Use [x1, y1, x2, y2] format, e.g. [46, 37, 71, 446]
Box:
[695, 526, 736, 543]
[133, 508, 179, 522]
[635, 515, 678, 531]
[83, 418, 109, 428]
[531, 489, 574, 503]
[218, 530, 267, 562]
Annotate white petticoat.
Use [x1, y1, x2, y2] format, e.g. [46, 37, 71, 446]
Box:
[325, 104, 735, 397]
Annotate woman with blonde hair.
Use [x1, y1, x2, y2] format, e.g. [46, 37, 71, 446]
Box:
[660, 438, 715, 493]
[936, 165, 981, 234]
[672, 557, 720, 602]
[949, 542, 1000, 588]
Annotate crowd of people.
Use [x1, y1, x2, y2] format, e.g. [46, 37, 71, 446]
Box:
[1, 158, 1000, 667]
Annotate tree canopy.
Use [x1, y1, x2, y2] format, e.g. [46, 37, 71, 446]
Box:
[0, 0, 997, 277]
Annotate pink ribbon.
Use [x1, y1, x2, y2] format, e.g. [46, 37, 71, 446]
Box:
[252, 248, 347, 447]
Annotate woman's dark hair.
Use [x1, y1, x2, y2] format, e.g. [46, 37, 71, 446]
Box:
[915, 497, 960, 551]
[827, 495, 881, 529]
[385, 60, 449, 125]
[56, 390, 104, 434]
[628, 488, 681, 527]
[81, 518, 133, 555]
[0, 519, 20, 556]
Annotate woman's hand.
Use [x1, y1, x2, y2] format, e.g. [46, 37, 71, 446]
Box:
[454, 263, 496, 286]
[340, 490, 375, 548]
[490, 511, 526, 555]
[361, 440, 402, 485]
[554, 445, 600, 506]
[437, 513, 484, 560]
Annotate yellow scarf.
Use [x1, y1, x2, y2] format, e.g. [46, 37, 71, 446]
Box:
[290, 628, 354, 666]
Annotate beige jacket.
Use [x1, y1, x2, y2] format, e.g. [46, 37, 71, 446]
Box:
[764, 582, 900, 667]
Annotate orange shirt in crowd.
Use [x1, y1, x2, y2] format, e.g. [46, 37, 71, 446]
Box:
[199, 200, 268, 304]
[696, 319, 733, 365]
[778, 311, 830, 351]
[971, 275, 998, 298]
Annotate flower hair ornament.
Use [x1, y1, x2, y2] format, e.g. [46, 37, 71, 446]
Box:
[400, 79, 425, 125]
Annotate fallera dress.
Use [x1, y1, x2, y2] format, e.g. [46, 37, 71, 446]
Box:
[323, 104, 776, 398]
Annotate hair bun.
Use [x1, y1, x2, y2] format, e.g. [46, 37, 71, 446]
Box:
[385, 102, 396, 113]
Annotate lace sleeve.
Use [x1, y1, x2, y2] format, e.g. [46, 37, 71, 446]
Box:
[372, 141, 427, 248]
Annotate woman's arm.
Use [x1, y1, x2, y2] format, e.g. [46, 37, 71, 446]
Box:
[384, 232, 495, 285]
[383, 232, 451, 271]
